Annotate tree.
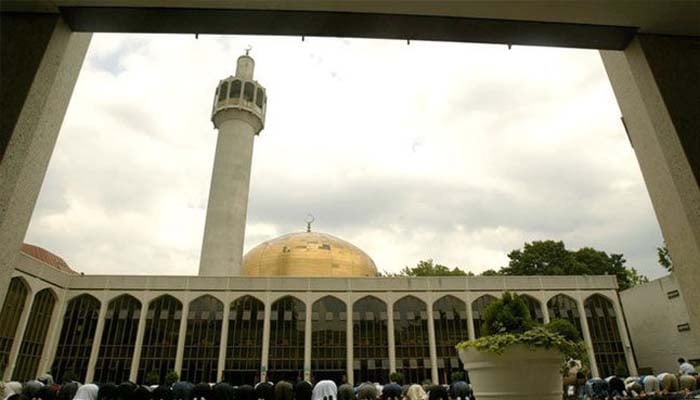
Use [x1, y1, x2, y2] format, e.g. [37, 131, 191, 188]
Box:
[394, 259, 472, 277]
[657, 244, 673, 271]
[480, 269, 501, 276]
[483, 292, 533, 335]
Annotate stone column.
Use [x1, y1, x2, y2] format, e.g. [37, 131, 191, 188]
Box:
[600, 35, 700, 345]
[465, 294, 475, 341]
[426, 300, 439, 384]
[4, 289, 35, 381]
[260, 301, 272, 382]
[541, 293, 551, 324]
[217, 301, 231, 382]
[304, 300, 312, 381]
[611, 294, 638, 376]
[575, 295, 599, 378]
[85, 299, 109, 383]
[174, 297, 190, 377]
[387, 300, 396, 374]
[346, 300, 354, 385]
[39, 291, 67, 375]
[129, 295, 149, 383]
[0, 14, 91, 307]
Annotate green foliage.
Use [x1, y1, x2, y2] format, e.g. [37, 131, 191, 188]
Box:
[387, 259, 473, 277]
[164, 369, 179, 386]
[498, 240, 648, 290]
[657, 244, 673, 271]
[61, 370, 79, 384]
[615, 361, 629, 377]
[145, 370, 160, 386]
[450, 371, 465, 382]
[483, 292, 533, 335]
[389, 371, 404, 385]
[480, 269, 501, 276]
[545, 319, 581, 342]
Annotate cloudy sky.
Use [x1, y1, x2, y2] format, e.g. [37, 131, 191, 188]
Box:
[25, 33, 667, 278]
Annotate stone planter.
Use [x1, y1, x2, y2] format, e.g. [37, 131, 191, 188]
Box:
[458, 344, 563, 400]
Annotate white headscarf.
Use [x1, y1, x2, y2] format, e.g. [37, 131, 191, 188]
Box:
[73, 383, 99, 400]
[312, 380, 337, 400]
[3, 381, 23, 400]
[404, 385, 426, 400]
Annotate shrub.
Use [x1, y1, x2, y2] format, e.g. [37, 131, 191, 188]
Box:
[164, 369, 179, 386]
[545, 319, 581, 342]
[145, 370, 160, 386]
[615, 361, 629, 377]
[61, 370, 79, 384]
[450, 371, 465, 382]
[389, 371, 404, 385]
[483, 292, 533, 335]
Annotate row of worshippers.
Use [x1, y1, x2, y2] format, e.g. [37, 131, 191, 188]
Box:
[1, 376, 475, 400]
[582, 372, 700, 399]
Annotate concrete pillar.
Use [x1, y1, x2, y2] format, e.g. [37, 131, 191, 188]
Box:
[426, 299, 439, 384]
[174, 297, 190, 377]
[0, 14, 91, 307]
[129, 295, 149, 383]
[611, 294, 638, 376]
[85, 299, 108, 383]
[600, 35, 700, 345]
[198, 55, 265, 277]
[39, 291, 67, 375]
[387, 300, 396, 374]
[4, 289, 35, 381]
[346, 300, 354, 385]
[260, 300, 271, 382]
[217, 301, 231, 382]
[541, 293, 551, 324]
[304, 300, 312, 381]
[576, 295, 599, 378]
[465, 294, 475, 341]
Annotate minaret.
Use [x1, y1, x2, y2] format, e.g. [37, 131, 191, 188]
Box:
[199, 51, 266, 276]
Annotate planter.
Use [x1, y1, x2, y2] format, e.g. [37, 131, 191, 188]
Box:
[458, 344, 563, 400]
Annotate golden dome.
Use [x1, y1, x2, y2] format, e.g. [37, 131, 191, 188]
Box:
[241, 231, 377, 277]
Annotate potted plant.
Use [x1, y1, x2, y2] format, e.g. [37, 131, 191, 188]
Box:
[456, 292, 587, 400]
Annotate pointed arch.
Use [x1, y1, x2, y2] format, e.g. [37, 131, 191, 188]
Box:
[53, 293, 101, 382]
[433, 295, 468, 383]
[0, 277, 30, 377]
[471, 294, 497, 338]
[584, 294, 626, 377]
[519, 294, 544, 324]
[137, 294, 183, 384]
[94, 294, 142, 383]
[394, 295, 430, 384]
[353, 295, 389, 384]
[312, 295, 347, 382]
[182, 295, 223, 383]
[269, 295, 306, 382]
[224, 295, 265, 385]
[12, 288, 56, 381]
[546, 294, 582, 334]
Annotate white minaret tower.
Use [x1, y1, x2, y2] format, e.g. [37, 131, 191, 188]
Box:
[199, 50, 266, 276]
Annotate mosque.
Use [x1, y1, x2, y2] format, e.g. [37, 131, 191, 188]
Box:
[0, 53, 635, 387]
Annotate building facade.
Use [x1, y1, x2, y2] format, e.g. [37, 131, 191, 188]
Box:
[621, 274, 700, 374]
[0, 247, 637, 385]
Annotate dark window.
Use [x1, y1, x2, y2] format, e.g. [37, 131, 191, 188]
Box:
[94, 295, 141, 384]
[224, 295, 264, 385]
[312, 296, 346, 383]
[547, 294, 582, 336]
[667, 290, 680, 299]
[394, 296, 431, 384]
[218, 81, 229, 102]
[433, 295, 468, 384]
[244, 82, 255, 102]
[677, 323, 691, 332]
[584, 294, 626, 377]
[230, 80, 242, 99]
[269, 296, 305, 382]
[138, 295, 182, 384]
[13, 289, 56, 382]
[520, 294, 544, 324]
[471, 295, 497, 338]
[255, 88, 264, 108]
[182, 295, 223, 384]
[53, 294, 101, 382]
[0, 278, 29, 377]
[353, 296, 388, 384]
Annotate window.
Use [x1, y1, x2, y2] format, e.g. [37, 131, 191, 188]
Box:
[218, 81, 229, 102]
[230, 80, 242, 99]
[138, 295, 182, 384]
[0, 278, 29, 378]
[433, 295, 468, 384]
[182, 295, 223, 384]
[255, 87, 264, 108]
[224, 295, 264, 385]
[667, 290, 680, 299]
[677, 323, 690, 332]
[53, 294, 101, 382]
[547, 294, 583, 336]
[269, 296, 305, 382]
[471, 295, 497, 338]
[584, 294, 627, 377]
[244, 82, 255, 102]
[13, 287, 55, 382]
[312, 296, 346, 382]
[394, 296, 431, 384]
[94, 295, 142, 384]
[353, 296, 388, 384]
[520, 294, 545, 324]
